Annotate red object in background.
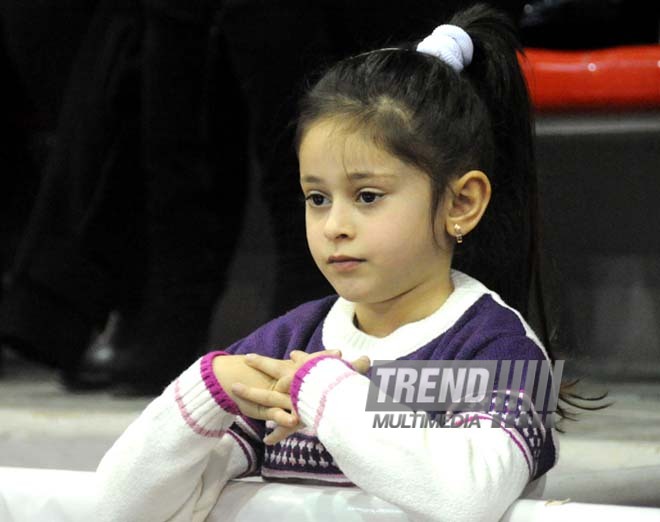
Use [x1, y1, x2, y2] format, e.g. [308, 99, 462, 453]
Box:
[519, 45, 660, 111]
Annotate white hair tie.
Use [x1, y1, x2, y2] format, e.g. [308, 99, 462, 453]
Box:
[416, 24, 474, 72]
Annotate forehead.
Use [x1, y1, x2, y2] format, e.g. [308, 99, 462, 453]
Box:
[298, 119, 419, 181]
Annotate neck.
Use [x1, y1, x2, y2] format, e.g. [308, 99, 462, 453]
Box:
[353, 272, 454, 337]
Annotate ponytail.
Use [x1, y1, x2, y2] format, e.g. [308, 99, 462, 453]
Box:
[295, 3, 609, 424]
[450, 5, 609, 425]
[447, 4, 536, 320]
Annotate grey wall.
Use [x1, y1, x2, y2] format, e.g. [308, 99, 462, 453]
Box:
[535, 111, 660, 380]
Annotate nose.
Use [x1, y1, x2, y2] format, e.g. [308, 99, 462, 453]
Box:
[323, 201, 355, 241]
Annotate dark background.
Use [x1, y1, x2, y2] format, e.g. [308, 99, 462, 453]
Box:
[1, 0, 659, 384]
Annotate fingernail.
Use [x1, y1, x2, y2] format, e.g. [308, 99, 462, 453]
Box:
[245, 353, 256, 359]
[232, 383, 245, 393]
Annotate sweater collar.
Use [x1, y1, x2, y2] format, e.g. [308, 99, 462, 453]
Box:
[322, 269, 489, 361]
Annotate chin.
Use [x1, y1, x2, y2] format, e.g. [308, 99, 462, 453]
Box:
[332, 285, 384, 304]
[330, 285, 367, 303]
[323, 273, 387, 303]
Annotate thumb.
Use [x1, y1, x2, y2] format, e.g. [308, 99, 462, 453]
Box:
[351, 355, 371, 374]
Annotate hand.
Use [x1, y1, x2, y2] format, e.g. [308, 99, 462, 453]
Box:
[213, 355, 296, 427]
[233, 350, 371, 444]
[230, 350, 337, 435]
[262, 351, 370, 445]
[214, 350, 343, 428]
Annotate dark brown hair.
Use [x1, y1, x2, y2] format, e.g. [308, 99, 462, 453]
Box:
[295, 3, 608, 424]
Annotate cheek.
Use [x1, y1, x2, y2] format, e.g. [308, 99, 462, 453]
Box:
[305, 215, 324, 258]
[372, 210, 434, 257]
[363, 219, 421, 266]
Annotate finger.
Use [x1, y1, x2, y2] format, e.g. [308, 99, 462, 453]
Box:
[313, 349, 342, 358]
[236, 399, 298, 427]
[350, 355, 371, 374]
[243, 354, 291, 379]
[264, 424, 300, 446]
[289, 350, 307, 362]
[273, 373, 295, 394]
[267, 407, 298, 427]
[232, 382, 293, 412]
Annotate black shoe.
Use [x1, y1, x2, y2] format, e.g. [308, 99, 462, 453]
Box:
[60, 335, 116, 391]
[61, 311, 126, 391]
[61, 340, 171, 396]
[62, 311, 186, 396]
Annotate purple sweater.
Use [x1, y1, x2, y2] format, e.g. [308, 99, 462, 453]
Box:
[217, 281, 556, 484]
[97, 270, 558, 522]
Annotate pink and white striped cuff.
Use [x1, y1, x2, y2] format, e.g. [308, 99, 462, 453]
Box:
[200, 351, 241, 415]
[290, 356, 356, 432]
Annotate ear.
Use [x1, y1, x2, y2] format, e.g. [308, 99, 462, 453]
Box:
[441, 170, 491, 240]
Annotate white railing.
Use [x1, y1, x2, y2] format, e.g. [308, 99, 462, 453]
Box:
[1, 466, 660, 521]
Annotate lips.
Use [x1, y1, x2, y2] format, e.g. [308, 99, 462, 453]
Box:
[327, 255, 365, 273]
[328, 255, 364, 263]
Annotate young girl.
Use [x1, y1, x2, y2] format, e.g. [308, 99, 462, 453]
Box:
[95, 4, 561, 521]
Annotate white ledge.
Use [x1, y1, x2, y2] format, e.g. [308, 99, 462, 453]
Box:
[1, 466, 660, 521]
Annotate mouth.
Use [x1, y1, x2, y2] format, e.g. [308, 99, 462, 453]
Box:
[327, 255, 365, 272]
[328, 255, 365, 264]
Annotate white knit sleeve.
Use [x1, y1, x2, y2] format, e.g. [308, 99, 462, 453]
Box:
[94, 354, 253, 522]
[291, 357, 531, 522]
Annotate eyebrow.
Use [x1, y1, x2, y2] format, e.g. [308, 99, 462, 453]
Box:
[300, 172, 397, 183]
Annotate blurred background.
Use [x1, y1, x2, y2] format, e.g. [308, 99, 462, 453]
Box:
[0, 0, 659, 475]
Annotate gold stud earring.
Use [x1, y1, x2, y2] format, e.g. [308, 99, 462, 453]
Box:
[453, 224, 463, 244]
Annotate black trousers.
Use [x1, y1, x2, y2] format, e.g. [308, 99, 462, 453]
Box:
[0, 0, 248, 374]
[0, 0, 528, 374]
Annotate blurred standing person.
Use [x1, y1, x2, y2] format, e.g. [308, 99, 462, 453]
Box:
[0, 0, 101, 374]
[0, 0, 249, 394]
[107, 0, 250, 393]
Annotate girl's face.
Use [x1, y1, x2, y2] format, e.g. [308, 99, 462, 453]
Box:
[299, 119, 453, 308]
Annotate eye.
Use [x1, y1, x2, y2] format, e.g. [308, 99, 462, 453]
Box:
[305, 192, 329, 207]
[357, 191, 384, 204]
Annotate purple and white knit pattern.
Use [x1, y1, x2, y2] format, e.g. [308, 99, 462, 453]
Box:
[474, 389, 545, 478]
[261, 429, 352, 485]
